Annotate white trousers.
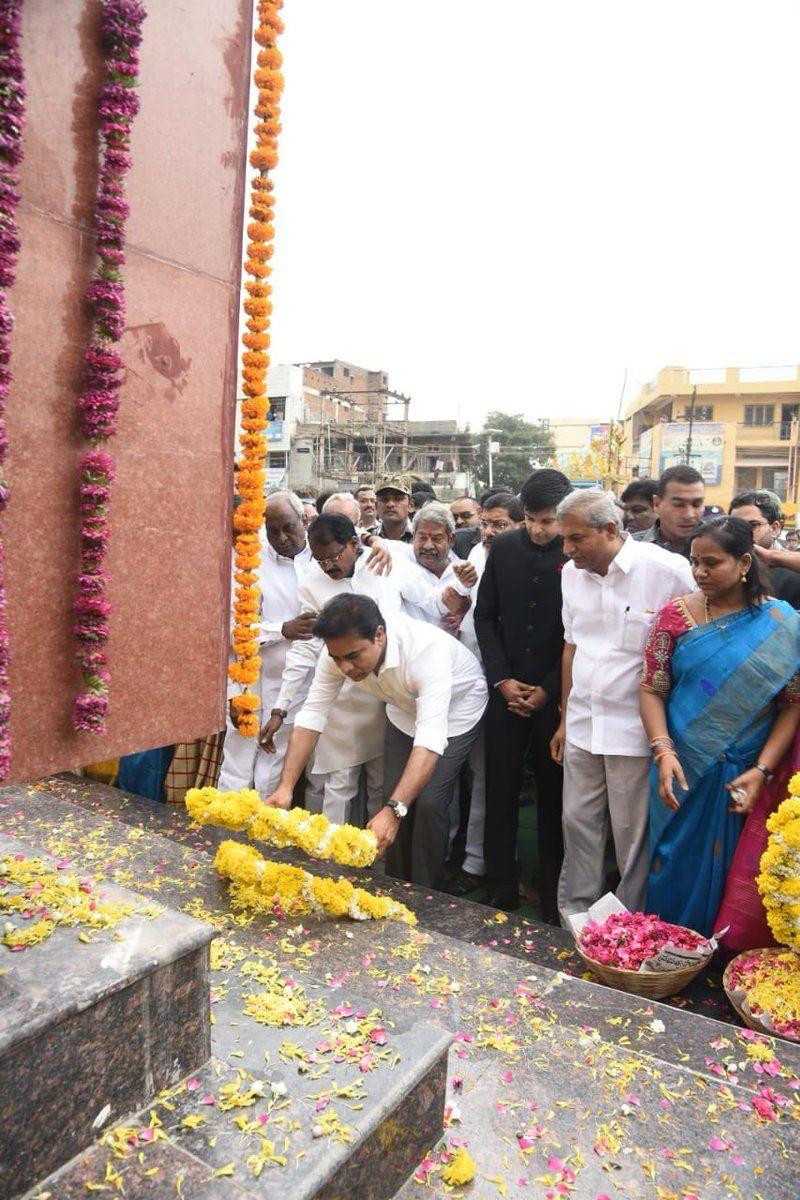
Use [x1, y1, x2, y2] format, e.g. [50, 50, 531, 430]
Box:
[461, 729, 486, 877]
[217, 714, 294, 798]
[558, 741, 650, 924]
[304, 755, 384, 826]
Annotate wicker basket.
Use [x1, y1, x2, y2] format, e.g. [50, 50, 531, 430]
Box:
[575, 941, 709, 1000]
[723, 948, 800, 1043]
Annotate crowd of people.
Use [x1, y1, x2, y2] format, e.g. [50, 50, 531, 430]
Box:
[113, 465, 800, 947]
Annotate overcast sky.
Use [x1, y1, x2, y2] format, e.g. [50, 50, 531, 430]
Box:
[266, 1, 800, 430]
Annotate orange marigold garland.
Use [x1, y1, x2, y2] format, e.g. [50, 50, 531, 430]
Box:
[229, 1, 284, 738]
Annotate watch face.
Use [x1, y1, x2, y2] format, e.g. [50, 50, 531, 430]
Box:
[395, 802, 408, 818]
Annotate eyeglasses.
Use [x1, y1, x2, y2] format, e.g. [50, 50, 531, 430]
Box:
[315, 545, 348, 569]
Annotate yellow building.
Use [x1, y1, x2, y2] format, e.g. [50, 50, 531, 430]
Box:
[622, 365, 800, 515]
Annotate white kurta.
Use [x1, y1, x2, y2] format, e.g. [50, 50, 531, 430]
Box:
[219, 538, 312, 792]
[274, 551, 454, 774]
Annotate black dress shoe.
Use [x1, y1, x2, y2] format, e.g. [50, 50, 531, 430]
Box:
[484, 888, 521, 913]
[443, 870, 486, 898]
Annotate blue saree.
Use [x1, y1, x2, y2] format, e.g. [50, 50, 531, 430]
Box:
[646, 599, 800, 935]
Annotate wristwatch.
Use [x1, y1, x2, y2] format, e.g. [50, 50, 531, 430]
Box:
[384, 800, 408, 820]
[270, 708, 288, 719]
[754, 763, 774, 784]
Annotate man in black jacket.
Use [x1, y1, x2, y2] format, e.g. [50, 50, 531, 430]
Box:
[475, 469, 571, 919]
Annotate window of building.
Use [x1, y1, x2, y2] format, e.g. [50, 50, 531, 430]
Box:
[743, 404, 775, 427]
[762, 467, 789, 502]
[682, 405, 713, 421]
[268, 452, 287, 468]
[269, 396, 286, 420]
[780, 404, 799, 440]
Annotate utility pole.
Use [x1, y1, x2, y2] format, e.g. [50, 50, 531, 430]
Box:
[684, 385, 697, 466]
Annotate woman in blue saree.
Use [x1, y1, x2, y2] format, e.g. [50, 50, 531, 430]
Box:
[640, 516, 800, 935]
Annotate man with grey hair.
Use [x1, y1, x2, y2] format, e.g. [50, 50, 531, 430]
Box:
[323, 492, 362, 527]
[403, 501, 476, 626]
[551, 488, 694, 922]
[220, 488, 313, 795]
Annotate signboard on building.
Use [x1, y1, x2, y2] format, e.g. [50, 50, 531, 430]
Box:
[266, 466, 287, 487]
[659, 422, 724, 486]
[267, 419, 284, 442]
[638, 428, 653, 477]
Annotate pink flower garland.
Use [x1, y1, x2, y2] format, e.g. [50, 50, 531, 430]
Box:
[73, 0, 146, 733]
[579, 911, 705, 971]
[0, 0, 26, 776]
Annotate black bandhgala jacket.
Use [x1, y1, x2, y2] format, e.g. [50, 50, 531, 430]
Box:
[474, 528, 566, 700]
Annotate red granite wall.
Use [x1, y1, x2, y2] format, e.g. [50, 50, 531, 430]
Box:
[4, 0, 252, 781]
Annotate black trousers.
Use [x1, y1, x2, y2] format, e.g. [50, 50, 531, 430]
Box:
[483, 689, 564, 922]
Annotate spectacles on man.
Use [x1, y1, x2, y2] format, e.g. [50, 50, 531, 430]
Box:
[480, 517, 514, 533]
[315, 545, 348, 569]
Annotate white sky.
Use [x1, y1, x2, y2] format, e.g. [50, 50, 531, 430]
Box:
[267, 0, 800, 430]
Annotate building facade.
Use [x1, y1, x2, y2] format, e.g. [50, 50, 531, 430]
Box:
[622, 365, 800, 512]
[263, 360, 475, 496]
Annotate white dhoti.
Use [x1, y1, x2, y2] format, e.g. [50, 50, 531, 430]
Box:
[218, 638, 301, 796]
[303, 681, 386, 825]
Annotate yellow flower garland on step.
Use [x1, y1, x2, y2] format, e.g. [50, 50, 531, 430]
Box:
[757, 774, 800, 951]
[214, 840, 415, 925]
[185, 786, 378, 868]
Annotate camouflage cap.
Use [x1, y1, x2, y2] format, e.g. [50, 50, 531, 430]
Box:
[376, 474, 413, 497]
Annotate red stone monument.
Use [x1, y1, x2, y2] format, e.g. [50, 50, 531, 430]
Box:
[5, 0, 252, 781]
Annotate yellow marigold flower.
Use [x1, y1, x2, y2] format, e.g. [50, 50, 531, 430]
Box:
[441, 1147, 477, 1187]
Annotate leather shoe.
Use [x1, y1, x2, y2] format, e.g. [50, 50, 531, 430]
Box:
[484, 888, 520, 913]
[443, 870, 486, 898]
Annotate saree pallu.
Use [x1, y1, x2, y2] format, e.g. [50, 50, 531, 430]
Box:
[714, 726, 800, 955]
[647, 600, 800, 936]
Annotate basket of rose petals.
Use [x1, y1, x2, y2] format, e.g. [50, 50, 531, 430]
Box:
[723, 948, 800, 1043]
[569, 895, 716, 999]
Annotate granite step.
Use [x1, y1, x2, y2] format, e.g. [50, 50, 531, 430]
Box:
[1, 796, 451, 1200]
[0, 832, 214, 1200]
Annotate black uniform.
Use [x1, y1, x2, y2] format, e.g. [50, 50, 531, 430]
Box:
[474, 529, 566, 921]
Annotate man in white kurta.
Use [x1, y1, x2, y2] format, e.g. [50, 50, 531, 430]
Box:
[219, 492, 313, 795]
[259, 512, 461, 824]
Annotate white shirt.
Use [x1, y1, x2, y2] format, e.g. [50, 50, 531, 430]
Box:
[401, 550, 471, 625]
[296, 613, 488, 756]
[226, 536, 312, 706]
[562, 535, 695, 756]
[458, 541, 488, 657]
[274, 552, 455, 770]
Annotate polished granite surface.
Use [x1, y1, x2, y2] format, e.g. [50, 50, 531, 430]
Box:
[5, 776, 800, 1200]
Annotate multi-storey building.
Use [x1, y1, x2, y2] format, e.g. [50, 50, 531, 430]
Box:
[263, 360, 475, 496]
[622, 365, 800, 512]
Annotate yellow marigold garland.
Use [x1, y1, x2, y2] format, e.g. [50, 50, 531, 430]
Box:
[229, 0, 285, 737]
[214, 840, 415, 925]
[185, 786, 378, 868]
[757, 775, 800, 951]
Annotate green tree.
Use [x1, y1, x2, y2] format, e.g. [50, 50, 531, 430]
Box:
[472, 412, 555, 492]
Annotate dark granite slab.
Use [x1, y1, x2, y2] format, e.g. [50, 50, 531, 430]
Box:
[4, 779, 800, 1200]
[0, 829, 214, 1200]
[0, 831, 213, 1057]
[396, 1044, 800, 1200]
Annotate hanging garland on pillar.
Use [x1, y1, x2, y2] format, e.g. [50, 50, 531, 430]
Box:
[229, 0, 284, 738]
[72, 0, 146, 733]
[0, 0, 26, 778]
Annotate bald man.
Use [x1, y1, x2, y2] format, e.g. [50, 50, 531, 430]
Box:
[219, 490, 314, 794]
